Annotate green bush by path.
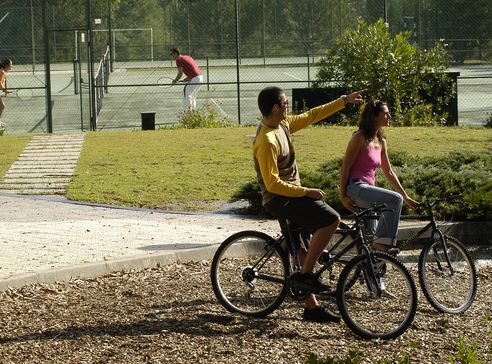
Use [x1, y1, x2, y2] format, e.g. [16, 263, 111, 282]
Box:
[233, 151, 492, 220]
[164, 102, 234, 129]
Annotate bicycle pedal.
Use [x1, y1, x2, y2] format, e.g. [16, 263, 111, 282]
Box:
[317, 250, 331, 265]
[319, 289, 337, 299]
[387, 248, 400, 256]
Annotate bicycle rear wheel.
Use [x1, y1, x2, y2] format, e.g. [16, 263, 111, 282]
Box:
[418, 235, 477, 314]
[211, 231, 290, 318]
[337, 252, 417, 340]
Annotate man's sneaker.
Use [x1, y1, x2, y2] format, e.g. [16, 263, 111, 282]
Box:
[378, 277, 386, 291]
[292, 272, 331, 294]
[303, 306, 341, 323]
[376, 277, 398, 299]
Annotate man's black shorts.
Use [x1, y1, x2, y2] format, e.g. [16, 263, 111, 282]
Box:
[264, 195, 340, 235]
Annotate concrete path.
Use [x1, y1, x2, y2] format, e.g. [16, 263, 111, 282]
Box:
[0, 192, 279, 290]
[0, 134, 84, 195]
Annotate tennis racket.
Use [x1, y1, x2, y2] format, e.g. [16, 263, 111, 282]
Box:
[4, 89, 34, 101]
[157, 77, 175, 89]
[16, 89, 33, 101]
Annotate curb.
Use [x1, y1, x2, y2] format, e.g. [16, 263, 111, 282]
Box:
[0, 245, 219, 291]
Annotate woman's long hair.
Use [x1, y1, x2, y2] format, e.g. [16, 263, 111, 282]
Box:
[358, 100, 386, 143]
[0, 59, 12, 69]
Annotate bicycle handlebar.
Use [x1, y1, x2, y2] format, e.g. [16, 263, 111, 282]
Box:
[401, 194, 462, 220]
[343, 195, 461, 221]
[421, 194, 462, 209]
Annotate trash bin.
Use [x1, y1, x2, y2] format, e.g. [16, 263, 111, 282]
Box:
[141, 112, 156, 130]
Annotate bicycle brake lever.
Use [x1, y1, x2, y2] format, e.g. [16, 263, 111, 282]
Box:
[445, 194, 462, 202]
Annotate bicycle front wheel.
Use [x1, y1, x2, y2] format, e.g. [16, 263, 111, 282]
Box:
[337, 252, 418, 340]
[211, 231, 290, 318]
[419, 235, 477, 314]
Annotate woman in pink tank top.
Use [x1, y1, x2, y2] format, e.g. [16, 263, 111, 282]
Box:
[339, 100, 418, 251]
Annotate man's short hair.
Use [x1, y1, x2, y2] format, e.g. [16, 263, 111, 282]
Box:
[258, 86, 284, 117]
[170, 47, 181, 56]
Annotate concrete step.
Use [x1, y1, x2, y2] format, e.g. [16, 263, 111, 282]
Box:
[10, 161, 78, 166]
[1, 177, 71, 183]
[0, 183, 68, 190]
[5, 172, 75, 178]
[21, 149, 81, 154]
[8, 166, 77, 171]
[29, 139, 84, 144]
[17, 155, 80, 161]
[0, 188, 66, 195]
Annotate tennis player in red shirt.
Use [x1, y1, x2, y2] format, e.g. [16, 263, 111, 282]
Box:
[170, 48, 203, 111]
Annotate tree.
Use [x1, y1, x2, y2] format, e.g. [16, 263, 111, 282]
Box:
[314, 19, 455, 126]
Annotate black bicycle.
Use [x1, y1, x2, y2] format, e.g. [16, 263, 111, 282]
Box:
[210, 204, 418, 340]
[395, 195, 477, 314]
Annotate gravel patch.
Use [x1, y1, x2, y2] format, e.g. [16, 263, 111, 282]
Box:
[0, 262, 490, 363]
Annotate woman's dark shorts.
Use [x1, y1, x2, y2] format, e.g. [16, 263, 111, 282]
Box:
[264, 195, 340, 235]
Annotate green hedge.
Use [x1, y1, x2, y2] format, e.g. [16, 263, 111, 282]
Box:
[231, 152, 492, 220]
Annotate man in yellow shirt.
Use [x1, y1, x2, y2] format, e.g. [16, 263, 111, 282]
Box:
[253, 86, 364, 323]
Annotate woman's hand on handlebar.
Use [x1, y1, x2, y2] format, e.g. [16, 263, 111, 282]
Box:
[404, 196, 420, 208]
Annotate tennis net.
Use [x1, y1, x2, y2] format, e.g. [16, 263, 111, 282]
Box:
[95, 45, 111, 118]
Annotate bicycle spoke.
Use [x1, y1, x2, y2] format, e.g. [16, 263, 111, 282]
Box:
[211, 232, 289, 317]
[337, 252, 417, 340]
[419, 235, 477, 314]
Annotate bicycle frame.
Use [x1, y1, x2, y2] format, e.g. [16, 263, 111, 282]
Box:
[283, 211, 385, 294]
[239, 204, 393, 298]
[399, 204, 456, 274]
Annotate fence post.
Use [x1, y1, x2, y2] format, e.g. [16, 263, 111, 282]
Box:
[108, 0, 114, 72]
[42, 0, 53, 134]
[86, 0, 97, 131]
[206, 57, 209, 91]
[235, 0, 241, 125]
[307, 54, 311, 88]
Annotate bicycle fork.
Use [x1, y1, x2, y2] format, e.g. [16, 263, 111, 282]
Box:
[360, 247, 385, 296]
[431, 229, 455, 275]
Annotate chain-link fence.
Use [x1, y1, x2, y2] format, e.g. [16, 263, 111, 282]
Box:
[1, 0, 490, 134]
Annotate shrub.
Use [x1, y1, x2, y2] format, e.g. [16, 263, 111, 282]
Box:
[449, 335, 482, 364]
[305, 351, 362, 364]
[314, 19, 454, 126]
[305, 351, 412, 364]
[485, 114, 492, 128]
[231, 151, 492, 220]
[174, 101, 232, 129]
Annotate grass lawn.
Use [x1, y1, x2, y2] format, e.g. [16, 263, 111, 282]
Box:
[67, 126, 492, 211]
[0, 135, 31, 178]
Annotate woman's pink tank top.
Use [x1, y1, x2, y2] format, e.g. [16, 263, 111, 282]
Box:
[349, 143, 381, 185]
